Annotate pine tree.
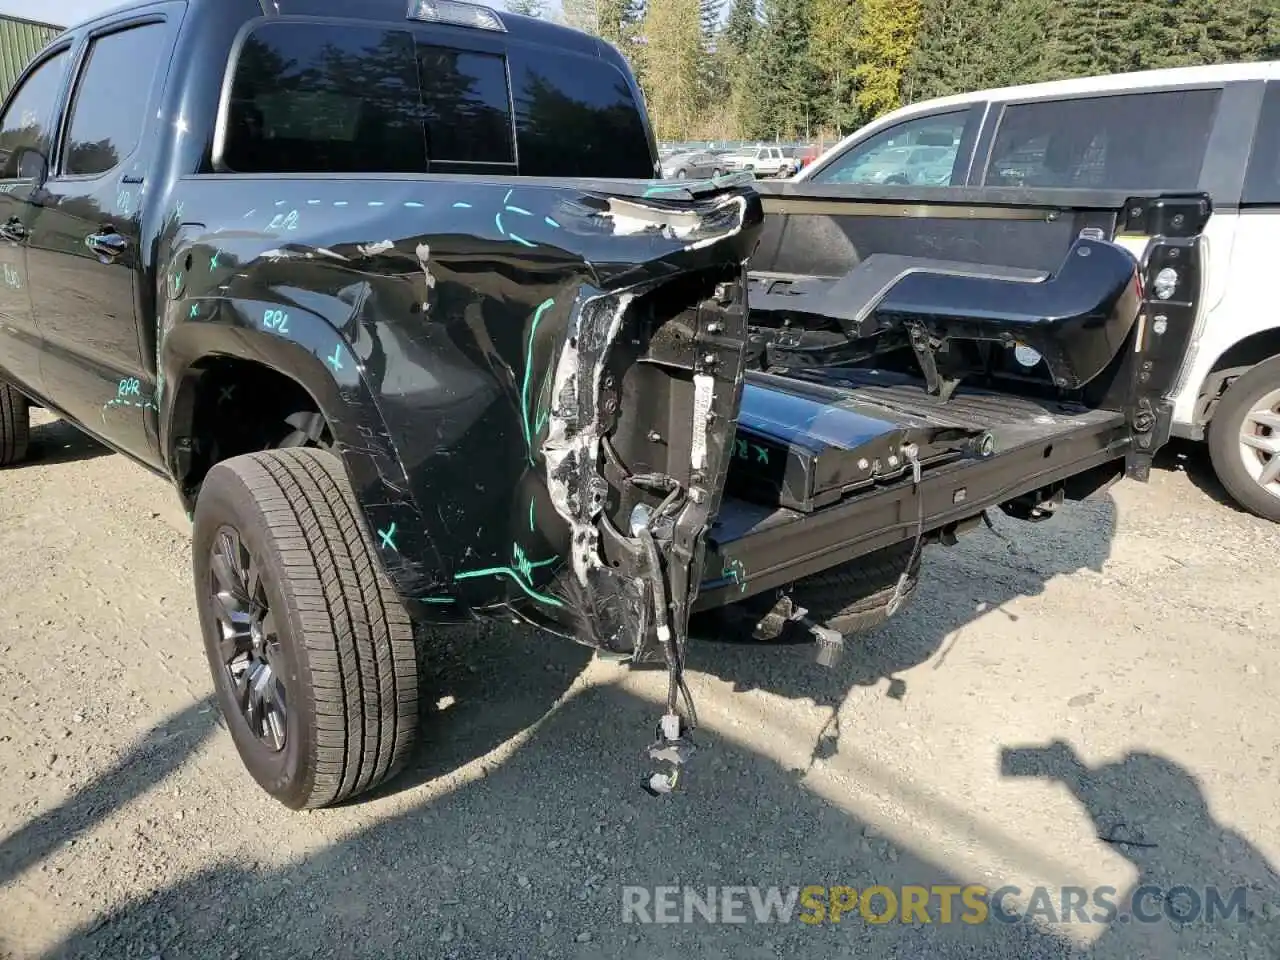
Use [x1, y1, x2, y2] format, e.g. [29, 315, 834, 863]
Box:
[723, 0, 757, 51]
[851, 0, 923, 120]
[1046, 0, 1139, 77]
[905, 0, 1054, 103]
[751, 0, 819, 138]
[722, 0, 761, 137]
[700, 0, 723, 39]
[641, 0, 704, 139]
[809, 0, 860, 132]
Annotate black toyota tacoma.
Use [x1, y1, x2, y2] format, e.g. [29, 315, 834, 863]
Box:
[0, 0, 1207, 807]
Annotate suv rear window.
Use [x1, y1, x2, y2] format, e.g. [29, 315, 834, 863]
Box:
[1244, 82, 1280, 206]
[984, 89, 1220, 191]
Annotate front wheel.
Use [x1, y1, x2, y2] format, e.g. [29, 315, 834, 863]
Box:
[0, 382, 30, 466]
[193, 447, 420, 808]
[1208, 354, 1280, 522]
[674, 168, 687, 179]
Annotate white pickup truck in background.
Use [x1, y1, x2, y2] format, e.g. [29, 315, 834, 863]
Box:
[797, 61, 1280, 522]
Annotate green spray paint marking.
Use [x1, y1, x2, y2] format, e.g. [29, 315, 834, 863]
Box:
[733, 438, 771, 465]
[521, 298, 555, 463]
[378, 523, 398, 552]
[722, 557, 747, 593]
[102, 378, 155, 421]
[420, 596, 454, 604]
[642, 172, 739, 198]
[455, 543, 562, 607]
[528, 500, 536, 532]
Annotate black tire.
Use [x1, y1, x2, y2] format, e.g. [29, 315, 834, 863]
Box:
[0, 382, 30, 467]
[788, 540, 923, 636]
[675, 168, 687, 178]
[193, 447, 419, 809]
[713, 168, 724, 177]
[1207, 354, 1280, 523]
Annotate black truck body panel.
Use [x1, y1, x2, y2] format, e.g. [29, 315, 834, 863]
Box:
[160, 175, 763, 648]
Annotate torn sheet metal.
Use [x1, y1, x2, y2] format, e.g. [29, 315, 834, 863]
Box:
[153, 174, 761, 634]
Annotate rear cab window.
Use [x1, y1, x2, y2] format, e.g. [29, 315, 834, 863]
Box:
[982, 88, 1221, 190]
[219, 15, 653, 178]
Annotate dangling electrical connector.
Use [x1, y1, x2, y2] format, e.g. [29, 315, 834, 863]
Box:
[634, 492, 700, 797]
[886, 442, 925, 617]
[981, 509, 1020, 554]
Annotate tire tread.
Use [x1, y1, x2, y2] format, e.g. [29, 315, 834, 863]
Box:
[215, 448, 417, 807]
[0, 383, 30, 466]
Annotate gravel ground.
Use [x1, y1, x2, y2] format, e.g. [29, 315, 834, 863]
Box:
[1, 408, 1278, 960]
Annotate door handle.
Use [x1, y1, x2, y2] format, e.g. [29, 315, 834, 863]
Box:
[85, 227, 128, 263]
[0, 217, 26, 243]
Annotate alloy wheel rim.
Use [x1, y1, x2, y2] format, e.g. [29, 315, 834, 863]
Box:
[1237, 387, 1280, 501]
[210, 525, 287, 750]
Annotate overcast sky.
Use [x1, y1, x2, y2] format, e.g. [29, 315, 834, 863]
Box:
[0, 0, 562, 29]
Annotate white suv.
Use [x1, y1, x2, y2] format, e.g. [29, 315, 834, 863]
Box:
[726, 145, 796, 178]
[796, 62, 1280, 522]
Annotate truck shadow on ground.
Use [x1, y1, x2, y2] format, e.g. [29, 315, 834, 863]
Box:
[362, 621, 594, 798]
[22, 416, 112, 467]
[0, 697, 220, 892]
[30, 682, 1279, 960]
[688, 496, 1118, 767]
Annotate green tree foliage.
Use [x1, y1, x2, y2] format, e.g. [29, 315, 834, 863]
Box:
[753, 0, 820, 137]
[722, 0, 761, 136]
[698, 0, 731, 128]
[905, 0, 1054, 103]
[809, 0, 860, 133]
[851, 0, 922, 120]
[641, 0, 704, 139]
[620, 0, 1280, 140]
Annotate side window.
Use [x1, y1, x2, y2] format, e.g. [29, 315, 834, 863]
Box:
[417, 45, 514, 165]
[0, 49, 69, 180]
[984, 89, 1220, 191]
[1244, 83, 1280, 206]
[507, 50, 652, 178]
[61, 23, 167, 178]
[223, 22, 426, 174]
[809, 110, 968, 186]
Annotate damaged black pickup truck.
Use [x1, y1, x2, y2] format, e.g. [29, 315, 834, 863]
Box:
[0, 0, 1207, 807]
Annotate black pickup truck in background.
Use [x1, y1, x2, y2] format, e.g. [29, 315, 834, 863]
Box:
[0, 0, 1207, 807]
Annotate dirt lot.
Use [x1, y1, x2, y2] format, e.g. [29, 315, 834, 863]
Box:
[1, 408, 1278, 959]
